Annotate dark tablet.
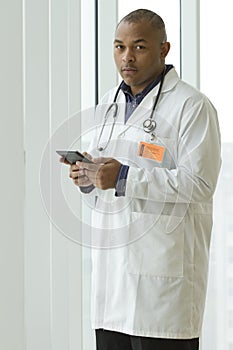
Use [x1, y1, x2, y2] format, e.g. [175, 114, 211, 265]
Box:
[56, 150, 93, 164]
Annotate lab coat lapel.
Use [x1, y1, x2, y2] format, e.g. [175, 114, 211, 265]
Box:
[115, 68, 179, 133]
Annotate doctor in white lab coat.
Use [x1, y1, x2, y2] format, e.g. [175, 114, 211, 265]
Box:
[64, 9, 221, 350]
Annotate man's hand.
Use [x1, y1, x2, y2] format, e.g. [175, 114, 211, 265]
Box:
[60, 152, 94, 188]
[76, 157, 122, 190]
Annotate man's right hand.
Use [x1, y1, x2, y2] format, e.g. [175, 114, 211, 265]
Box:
[60, 152, 94, 188]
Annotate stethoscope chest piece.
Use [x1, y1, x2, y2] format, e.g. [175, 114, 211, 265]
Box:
[143, 119, 157, 133]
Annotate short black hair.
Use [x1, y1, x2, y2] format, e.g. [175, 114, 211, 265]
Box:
[117, 9, 167, 42]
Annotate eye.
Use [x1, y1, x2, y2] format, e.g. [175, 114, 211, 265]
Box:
[115, 45, 124, 50]
[135, 45, 146, 50]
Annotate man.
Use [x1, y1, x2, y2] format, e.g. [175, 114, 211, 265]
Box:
[61, 9, 221, 350]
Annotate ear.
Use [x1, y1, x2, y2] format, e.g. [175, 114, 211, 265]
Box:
[160, 42, 170, 59]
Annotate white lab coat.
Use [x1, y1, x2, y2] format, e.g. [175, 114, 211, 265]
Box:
[83, 68, 221, 339]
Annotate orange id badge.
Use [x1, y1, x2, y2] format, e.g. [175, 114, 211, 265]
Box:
[137, 141, 165, 163]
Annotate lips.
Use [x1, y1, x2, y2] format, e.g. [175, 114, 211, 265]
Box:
[122, 67, 137, 72]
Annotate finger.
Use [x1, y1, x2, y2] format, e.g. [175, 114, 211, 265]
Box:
[69, 172, 79, 180]
[85, 169, 98, 184]
[77, 169, 86, 177]
[73, 175, 92, 187]
[82, 152, 93, 161]
[70, 168, 87, 180]
[73, 176, 87, 185]
[76, 160, 102, 171]
[59, 157, 70, 165]
[70, 164, 79, 171]
[69, 168, 79, 179]
[70, 173, 87, 182]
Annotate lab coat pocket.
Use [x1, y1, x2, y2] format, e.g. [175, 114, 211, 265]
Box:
[127, 213, 184, 278]
[155, 136, 177, 170]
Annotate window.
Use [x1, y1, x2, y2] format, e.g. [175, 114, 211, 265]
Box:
[200, 1, 233, 349]
[229, 247, 233, 265]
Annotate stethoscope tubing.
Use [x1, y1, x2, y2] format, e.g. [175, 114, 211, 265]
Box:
[96, 67, 166, 151]
[96, 102, 118, 151]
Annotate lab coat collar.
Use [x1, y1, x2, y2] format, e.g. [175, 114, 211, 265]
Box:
[117, 67, 179, 105]
[116, 67, 180, 127]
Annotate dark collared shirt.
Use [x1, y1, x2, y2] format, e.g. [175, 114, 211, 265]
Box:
[120, 64, 173, 124]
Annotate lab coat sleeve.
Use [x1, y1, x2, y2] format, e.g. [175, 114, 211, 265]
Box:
[125, 97, 221, 204]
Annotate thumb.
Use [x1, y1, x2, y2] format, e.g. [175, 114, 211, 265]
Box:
[82, 152, 93, 161]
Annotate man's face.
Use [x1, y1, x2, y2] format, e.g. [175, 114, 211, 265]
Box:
[114, 21, 170, 95]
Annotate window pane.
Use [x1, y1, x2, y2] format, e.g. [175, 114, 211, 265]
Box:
[201, 3, 233, 350]
[200, 0, 233, 143]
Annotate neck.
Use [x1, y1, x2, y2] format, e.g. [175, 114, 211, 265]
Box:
[130, 66, 167, 96]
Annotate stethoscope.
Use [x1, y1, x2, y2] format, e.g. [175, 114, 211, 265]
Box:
[96, 67, 166, 151]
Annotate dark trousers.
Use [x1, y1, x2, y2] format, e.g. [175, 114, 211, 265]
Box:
[95, 329, 199, 350]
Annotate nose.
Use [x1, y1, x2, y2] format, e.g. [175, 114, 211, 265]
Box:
[122, 48, 135, 63]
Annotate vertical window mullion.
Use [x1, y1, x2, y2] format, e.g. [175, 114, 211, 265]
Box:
[180, 0, 200, 88]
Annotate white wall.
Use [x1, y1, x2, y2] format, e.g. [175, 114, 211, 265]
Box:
[24, 0, 85, 349]
[1, 0, 96, 349]
[0, 1, 25, 349]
